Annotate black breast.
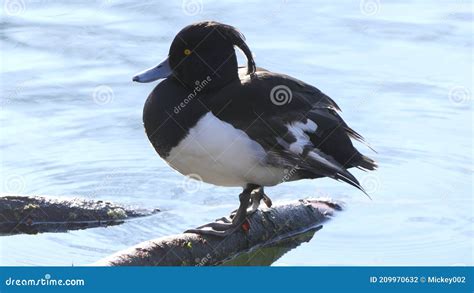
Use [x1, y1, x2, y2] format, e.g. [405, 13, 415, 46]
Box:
[142, 78, 209, 158]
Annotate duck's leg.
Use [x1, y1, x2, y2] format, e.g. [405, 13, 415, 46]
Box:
[185, 184, 257, 237]
[216, 186, 272, 223]
[247, 187, 272, 213]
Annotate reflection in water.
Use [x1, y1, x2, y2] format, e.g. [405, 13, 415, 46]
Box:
[222, 227, 321, 266]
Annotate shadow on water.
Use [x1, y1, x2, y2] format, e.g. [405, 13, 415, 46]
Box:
[221, 227, 321, 266]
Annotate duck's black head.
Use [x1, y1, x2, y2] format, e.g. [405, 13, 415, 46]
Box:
[133, 21, 255, 90]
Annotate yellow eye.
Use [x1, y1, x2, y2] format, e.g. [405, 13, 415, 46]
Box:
[184, 49, 192, 56]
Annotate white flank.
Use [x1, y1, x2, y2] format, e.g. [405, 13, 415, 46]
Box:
[286, 120, 317, 154]
[165, 112, 286, 187]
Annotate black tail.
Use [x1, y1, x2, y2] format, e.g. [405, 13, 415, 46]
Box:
[334, 170, 372, 199]
[351, 153, 378, 171]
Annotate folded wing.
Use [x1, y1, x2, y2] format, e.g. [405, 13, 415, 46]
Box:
[205, 70, 377, 194]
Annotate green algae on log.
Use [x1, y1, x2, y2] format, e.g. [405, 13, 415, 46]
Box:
[0, 195, 160, 235]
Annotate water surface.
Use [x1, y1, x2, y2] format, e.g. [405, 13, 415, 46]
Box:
[0, 0, 472, 265]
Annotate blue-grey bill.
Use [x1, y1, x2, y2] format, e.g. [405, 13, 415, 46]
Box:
[132, 57, 171, 83]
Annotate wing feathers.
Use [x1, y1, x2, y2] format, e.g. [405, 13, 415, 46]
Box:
[208, 71, 377, 194]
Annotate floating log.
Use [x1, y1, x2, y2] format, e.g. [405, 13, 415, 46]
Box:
[0, 195, 160, 235]
[94, 198, 341, 266]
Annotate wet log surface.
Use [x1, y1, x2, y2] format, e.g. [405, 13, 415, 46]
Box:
[0, 195, 160, 235]
[94, 198, 342, 266]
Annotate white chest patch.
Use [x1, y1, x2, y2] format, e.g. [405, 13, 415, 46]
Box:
[165, 112, 286, 187]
